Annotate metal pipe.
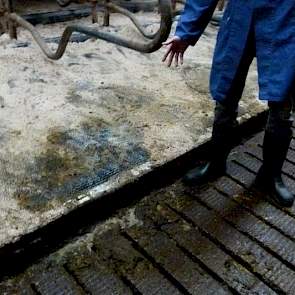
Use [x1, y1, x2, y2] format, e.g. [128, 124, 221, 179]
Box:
[91, 0, 98, 23]
[103, 0, 110, 26]
[6, 0, 172, 59]
[7, 0, 16, 38]
[106, 2, 157, 39]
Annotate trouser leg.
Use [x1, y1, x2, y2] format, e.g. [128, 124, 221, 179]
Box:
[210, 100, 239, 163]
[183, 32, 255, 185]
[210, 47, 255, 161]
[211, 23, 256, 153]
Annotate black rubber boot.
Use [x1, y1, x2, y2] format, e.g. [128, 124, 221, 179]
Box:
[183, 126, 235, 186]
[183, 158, 227, 186]
[255, 129, 294, 207]
[183, 102, 239, 186]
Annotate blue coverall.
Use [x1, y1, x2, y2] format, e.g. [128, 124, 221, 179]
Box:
[176, 0, 295, 102]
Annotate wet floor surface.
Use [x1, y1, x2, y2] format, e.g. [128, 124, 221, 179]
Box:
[1, 123, 295, 294]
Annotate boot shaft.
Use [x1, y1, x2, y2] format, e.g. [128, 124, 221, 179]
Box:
[262, 128, 293, 176]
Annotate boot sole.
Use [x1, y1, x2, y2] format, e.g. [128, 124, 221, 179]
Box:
[268, 191, 294, 208]
[251, 183, 294, 208]
[182, 171, 226, 187]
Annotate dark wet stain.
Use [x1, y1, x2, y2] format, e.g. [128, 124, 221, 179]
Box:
[28, 78, 47, 84]
[66, 84, 154, 114]
[7, 79, 16, 89]
[65, 91, 83, 105]
[0, 96, 5, 108]
[83, 53, 106, 61]
[96, 85, 154, 111]
[182, 64, 211, 96]
[115, 46, 127, 57]
[68, 63, 81, 67]
[14, 118, 150, 212]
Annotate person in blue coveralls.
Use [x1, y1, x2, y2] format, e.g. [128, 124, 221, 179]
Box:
[162, 0, 295, 207]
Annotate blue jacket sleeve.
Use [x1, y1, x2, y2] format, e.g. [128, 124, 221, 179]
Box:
[175, 0, 219, 45]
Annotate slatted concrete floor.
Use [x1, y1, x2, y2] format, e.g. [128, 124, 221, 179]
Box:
[1, 126, 295, 294]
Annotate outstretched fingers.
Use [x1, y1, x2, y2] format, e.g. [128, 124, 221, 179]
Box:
[175, 52, 179, 67]
[162, 45, 172, 62]
[167, 51, 175, 67]
[180, 52, 184, 65]
[162, 39, 173, 46]
[162, 36, 187, 67]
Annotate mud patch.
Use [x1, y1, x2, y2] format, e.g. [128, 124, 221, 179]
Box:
[66, 84, 155, 115]
[14, 118, 150, 212]
[181, 63, 211, 97]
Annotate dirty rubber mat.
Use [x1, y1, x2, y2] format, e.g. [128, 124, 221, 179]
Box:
[3, 123, 149, 211]
[1, 129, 295, 294]
[42, 128, 149, 194]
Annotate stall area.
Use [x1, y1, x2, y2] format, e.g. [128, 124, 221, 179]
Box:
[0, 1, 265, 249]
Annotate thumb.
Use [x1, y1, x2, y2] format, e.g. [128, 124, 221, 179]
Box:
[162, 39, 173, 46]
[162, 36, 180, 46]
